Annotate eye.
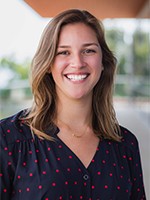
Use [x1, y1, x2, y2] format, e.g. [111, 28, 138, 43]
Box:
[56, 51, 70, 56]
[83, 49, 96, 55]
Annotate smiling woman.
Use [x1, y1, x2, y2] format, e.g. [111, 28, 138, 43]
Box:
[51, 23, 103, 101]
[0, 9, 146, 200]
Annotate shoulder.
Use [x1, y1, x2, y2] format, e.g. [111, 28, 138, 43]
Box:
[119, 126, 139, 151]
[0, 110, 32, 145]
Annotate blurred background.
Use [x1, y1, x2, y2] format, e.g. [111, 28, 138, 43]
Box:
[0, 0, 149, 198]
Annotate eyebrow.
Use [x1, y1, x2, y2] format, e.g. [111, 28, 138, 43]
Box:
[58, 43, 99, 48]
[83, 43, 99, 47]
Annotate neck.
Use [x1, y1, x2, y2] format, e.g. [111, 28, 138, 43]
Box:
[55, 95, 93, 129]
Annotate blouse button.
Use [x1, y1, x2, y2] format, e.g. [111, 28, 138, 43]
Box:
[83, 174, 89, 180]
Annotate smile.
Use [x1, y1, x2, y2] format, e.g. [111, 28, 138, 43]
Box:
[65, 74, 89, 81]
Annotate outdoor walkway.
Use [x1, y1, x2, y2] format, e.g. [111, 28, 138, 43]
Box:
[114, 99, 150, 199]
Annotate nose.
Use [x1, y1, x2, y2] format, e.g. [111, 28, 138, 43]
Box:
[70, 53, 86, 68]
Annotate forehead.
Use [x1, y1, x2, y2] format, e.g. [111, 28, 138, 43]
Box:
[58, 23, 98, 44]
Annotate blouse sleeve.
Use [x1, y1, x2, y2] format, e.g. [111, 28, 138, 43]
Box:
[0, 125, 14, 200]
[128, 132, 146, 199]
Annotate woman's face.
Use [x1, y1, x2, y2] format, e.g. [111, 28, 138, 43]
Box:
[51, 22, 103, 101]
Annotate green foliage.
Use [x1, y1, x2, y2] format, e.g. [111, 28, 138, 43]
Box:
[117, 56, 126, 74]
[132, 31, 150, 76]
[105, 29, 128, 75]
[114, 84, 127, 96]
[105, 29, 124, 52]
[0, 56, 31, 80]
[105, 29, 150, 77]
[0, 88, 11, 99]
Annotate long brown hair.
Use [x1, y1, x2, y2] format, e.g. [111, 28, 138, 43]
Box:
[23, 9, 121, 141]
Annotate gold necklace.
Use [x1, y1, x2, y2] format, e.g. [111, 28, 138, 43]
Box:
[57, 119, 89, 139]
[71, 131, 86, 138]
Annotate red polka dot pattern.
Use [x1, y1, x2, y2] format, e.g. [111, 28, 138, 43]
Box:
[0, 111, 146, 199]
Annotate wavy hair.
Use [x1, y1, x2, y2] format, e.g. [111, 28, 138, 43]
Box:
[23, 9, 121, 141]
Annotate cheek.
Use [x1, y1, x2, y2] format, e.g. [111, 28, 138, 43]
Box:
[51, 60, 62, 73]
[92, 60, 103, 82]
[92, 58, 103, 73]
[52, 59, 68, 74]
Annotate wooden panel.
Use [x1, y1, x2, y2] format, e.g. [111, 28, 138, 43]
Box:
[24, 0, 149, 18]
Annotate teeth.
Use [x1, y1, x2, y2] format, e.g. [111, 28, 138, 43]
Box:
[66, 74, 87, 81]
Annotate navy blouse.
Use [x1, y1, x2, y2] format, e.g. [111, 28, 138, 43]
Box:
[0, 110, 146, 200]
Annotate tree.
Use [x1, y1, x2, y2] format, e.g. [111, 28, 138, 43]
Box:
[0, 56, 30, 80]
[132, 31, 150, 76]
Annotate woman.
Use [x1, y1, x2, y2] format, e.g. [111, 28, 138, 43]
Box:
[0, 9, 146, 199]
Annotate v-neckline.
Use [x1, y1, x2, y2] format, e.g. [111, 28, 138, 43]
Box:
[55, 133, 101, 169]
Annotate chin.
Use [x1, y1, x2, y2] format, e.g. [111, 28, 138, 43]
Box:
[69, 91, 92, 100]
